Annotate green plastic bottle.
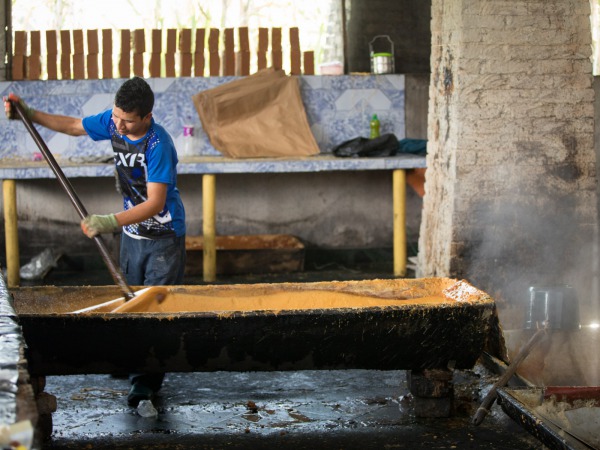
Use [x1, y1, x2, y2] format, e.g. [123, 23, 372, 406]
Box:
[370, 114, 380, 139]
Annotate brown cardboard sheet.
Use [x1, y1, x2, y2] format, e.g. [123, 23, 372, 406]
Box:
[192, 67, 319, 158]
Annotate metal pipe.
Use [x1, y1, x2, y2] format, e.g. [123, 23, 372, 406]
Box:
[202, 174, 216, 282]
[11, 100, 135, 300]
[3, 179, 19, 287]
[393, 169, 406, 277]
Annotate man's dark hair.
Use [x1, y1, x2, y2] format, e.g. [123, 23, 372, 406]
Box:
[114, 77, 154, 118]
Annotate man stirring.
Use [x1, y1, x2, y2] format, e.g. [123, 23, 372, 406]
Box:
[5, 76, 186, 407]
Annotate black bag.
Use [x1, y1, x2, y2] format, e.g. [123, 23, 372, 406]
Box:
[332, 133, 399, 157]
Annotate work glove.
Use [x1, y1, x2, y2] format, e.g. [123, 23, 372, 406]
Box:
[81, 214, 119, 238]
[3, 93, 34, 120]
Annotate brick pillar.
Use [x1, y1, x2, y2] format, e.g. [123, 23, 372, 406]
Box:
[407, 369, 454, 418]
[419, 0, 597, 328]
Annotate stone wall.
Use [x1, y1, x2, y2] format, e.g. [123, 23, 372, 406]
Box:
[419, 0, 598, 327]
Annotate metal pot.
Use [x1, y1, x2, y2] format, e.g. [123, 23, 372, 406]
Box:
[369, 35, 395, 74]
[371, 53, 394, 74]
[524, 285, 580, 330]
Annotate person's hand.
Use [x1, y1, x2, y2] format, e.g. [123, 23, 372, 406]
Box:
[81, 214, 119, 238]
[3, 93, 34, 120]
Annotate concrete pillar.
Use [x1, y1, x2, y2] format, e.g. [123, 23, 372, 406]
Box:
[419, 0, 598, 328]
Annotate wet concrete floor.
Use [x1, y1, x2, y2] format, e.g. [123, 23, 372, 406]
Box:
[29, 256, 545, 449]
[43, 367, 544, 450]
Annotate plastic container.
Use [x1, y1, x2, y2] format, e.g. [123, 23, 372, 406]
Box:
[370, 114, 380, 139]
[182, 124, 194, 157]
[137, 399, 158, 417]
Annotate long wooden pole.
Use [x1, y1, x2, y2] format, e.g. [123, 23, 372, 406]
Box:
[472, 327, 547, 426]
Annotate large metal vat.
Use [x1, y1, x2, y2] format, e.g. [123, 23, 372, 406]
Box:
[10, 277, 497, 376]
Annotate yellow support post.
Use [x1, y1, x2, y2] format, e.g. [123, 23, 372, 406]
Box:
[393, 169, 406, 277]
[202, 174, 217, 282]
[3, 180, 20, 287]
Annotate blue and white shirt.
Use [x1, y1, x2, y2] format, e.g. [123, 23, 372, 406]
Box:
[82, 110, 186, 239]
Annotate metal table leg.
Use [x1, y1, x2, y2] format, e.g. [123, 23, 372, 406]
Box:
[3, 179, 20, 287]
[202, 174, 217, 282]
[393, 169, 406, 277]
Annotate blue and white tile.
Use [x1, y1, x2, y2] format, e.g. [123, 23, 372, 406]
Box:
[0, 74, 406, 169]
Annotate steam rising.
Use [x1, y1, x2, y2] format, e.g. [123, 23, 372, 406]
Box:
[463, 194, 600, 386]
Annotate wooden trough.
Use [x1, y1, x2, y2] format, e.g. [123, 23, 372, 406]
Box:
[185, 234, 304, 275]
[9, 277, 497, 377]
[184, 234, 305, 275]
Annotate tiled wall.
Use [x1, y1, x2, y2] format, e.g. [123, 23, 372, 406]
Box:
[0, 74, 405, 163]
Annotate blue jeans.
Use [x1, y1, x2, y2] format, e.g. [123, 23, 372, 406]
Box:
[120, 233, 186, 393]
[120, 233, 186, 286]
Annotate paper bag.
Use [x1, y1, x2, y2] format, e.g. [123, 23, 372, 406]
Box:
[192, 68, 319, 158]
